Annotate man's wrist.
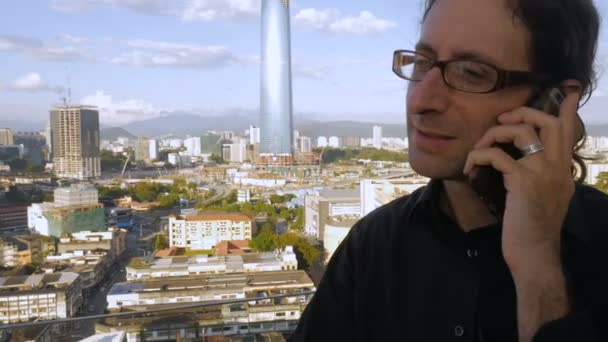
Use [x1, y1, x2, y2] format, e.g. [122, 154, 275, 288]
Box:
[512, 253, 569, 342]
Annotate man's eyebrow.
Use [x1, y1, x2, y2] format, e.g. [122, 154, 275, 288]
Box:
[414, 41, 502, 67]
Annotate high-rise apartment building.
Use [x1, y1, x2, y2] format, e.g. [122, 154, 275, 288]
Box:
[0, 128, 14, 145]
[249, 125, 261, 145]
[148, 139, 158, 160]
[169, 213, 253, 250]
[50, 106, 100, 180]
[260, 0, 294, 158]
[373, 125, 383, 149]
[134, 136, 150, 161]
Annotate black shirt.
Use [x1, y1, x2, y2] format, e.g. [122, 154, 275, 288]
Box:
[289, 180, 608, 341]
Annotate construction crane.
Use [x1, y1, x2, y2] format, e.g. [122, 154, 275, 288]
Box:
[120, 153, 130, 178]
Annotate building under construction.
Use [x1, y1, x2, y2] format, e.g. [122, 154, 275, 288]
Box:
[50, 105, 101, 180]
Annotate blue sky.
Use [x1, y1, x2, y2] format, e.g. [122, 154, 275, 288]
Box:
[1, 0, 608, 126]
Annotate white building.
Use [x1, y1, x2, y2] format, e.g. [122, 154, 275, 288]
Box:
[169, 213, 253, 250]
[168, 153, 192, 167]
[249, 125, 261, 145]
[148, 139, 158, 160]
[184, 137, 202, 156]
[233, 176, 286, 188]
[373, 125, 383, 149]
[328, 136, 340, 148]
[360, 176, 429, 216]
[304, 188, 360, 241]
[584, 136, 608, 152]
[223, 143, 247, 163]
[323, 218, 359, 263]
[317, 136, 328, 148]
[126, 246, 297, 281]
[237, 189, 251, 203]
[0, 272, 82, 324]
[54, 183, 98, 207]
[297, 136, 312, 153]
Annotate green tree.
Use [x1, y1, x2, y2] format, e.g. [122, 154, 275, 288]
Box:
[153, 234, 168, 251]
[274, 232, 320, 269]
[594, 172, 608, 193]
[210, 153, 223, 164]
[279, 208, 291, 221]
[251, 224, 276, 251]
[292, 207, 305, 231]
[157, 193, 180, 208]
[269, 194, 284, 204]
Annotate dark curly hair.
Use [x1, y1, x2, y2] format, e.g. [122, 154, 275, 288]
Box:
[423, 0, 601, 182]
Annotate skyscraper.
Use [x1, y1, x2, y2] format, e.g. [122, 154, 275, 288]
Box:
[260, 0, 294, 159]
[50, 106, 100, 180]
[0, 128, 14, 145]
[373, 125, 383, 149]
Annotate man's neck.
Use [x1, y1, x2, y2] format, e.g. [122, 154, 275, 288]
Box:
[440, 179, 499, 232]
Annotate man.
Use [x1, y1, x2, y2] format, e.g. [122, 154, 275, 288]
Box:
[290, 0, 607, 341]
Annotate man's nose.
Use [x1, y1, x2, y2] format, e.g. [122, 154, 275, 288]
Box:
[407, 67, 450, 114]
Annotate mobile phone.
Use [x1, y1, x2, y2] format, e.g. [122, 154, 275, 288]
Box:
[468, 87, 565, 219]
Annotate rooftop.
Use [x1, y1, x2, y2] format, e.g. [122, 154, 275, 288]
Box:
[0, 272, 79, 294]
[176, 213, 253, 222]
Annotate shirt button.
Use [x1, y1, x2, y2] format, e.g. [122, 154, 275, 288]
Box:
[454, 325, 465, 337]
[466, 249, 478, 258]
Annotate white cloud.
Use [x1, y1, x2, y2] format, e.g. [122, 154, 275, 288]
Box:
[108, 39, 238, 69]
[80, 90, 162, 125]
[294, 8, 396, 35]
[0, 35, 87, 62]
[1, 73, 63, 93]
[50, 0, 260, 21]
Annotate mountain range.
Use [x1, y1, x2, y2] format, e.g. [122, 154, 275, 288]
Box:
[5, 113, 608, 140]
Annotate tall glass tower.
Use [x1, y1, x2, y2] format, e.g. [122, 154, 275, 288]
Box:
[260, 0, 294, 157]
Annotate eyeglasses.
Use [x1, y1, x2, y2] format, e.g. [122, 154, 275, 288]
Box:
[392, 50, 550, 94]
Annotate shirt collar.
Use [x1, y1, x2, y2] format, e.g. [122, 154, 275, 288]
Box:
[410, 178, 589, 244]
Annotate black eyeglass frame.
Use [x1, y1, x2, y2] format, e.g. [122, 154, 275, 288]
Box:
[392, 49, 552, 94]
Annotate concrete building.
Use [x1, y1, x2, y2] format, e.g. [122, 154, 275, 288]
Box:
[169, 213, 253, 250]
[316, 136, 328, 148]
[57, 229, 127, 262]
[0, 203, 28, 232]
[134, 137, 150, 162]
[304, 188, 360, 241]
[237, 189, 251, 203]
[0, 128, 14, 145]
[54, 183, 98, 207]
[323, 217, 359, 263]
[360, 177, 429, 216]
[98, 270, 314, 341]
[297, 136, 312, 153]
[14, 132, 46, 166]
[342, 136, 361, 148]
[0, 272, 82, 324]
[50, 106, 100, 180]
[373, 125, 383, 149]
[0, 145, 23, 162]
[107, 270, 312, 311]
[184, 137, 202, 156]
[249, 125, 261, 145]
[148, 139, 158, 160]
[44, 249, 112, 291]
[201, 133, 222, 155]
[0, 235, 55, 267]
[167, 153, 191, 167]
[223, 143, 247, 163]
[328, 136, 340, 148]
[126, 246, 297, 281]
[260, 0, 294, 158]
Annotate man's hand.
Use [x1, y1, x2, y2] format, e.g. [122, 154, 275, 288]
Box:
[463, 80, 582, 341]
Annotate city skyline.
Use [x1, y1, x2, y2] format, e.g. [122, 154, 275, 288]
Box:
[2, 1, 608, 127]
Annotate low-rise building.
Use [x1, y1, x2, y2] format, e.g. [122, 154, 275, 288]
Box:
[0, 272, 82, 324]
[0, 234, 56, 267]
[44, 249, 111, 290]
[107, 269, 313, 311]
[169, 213, 253, 250]
[58, 229, 127, 262]
[126, 246, 297, 281]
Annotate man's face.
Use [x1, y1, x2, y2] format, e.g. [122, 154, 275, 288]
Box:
[406, 0, 533, 180]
